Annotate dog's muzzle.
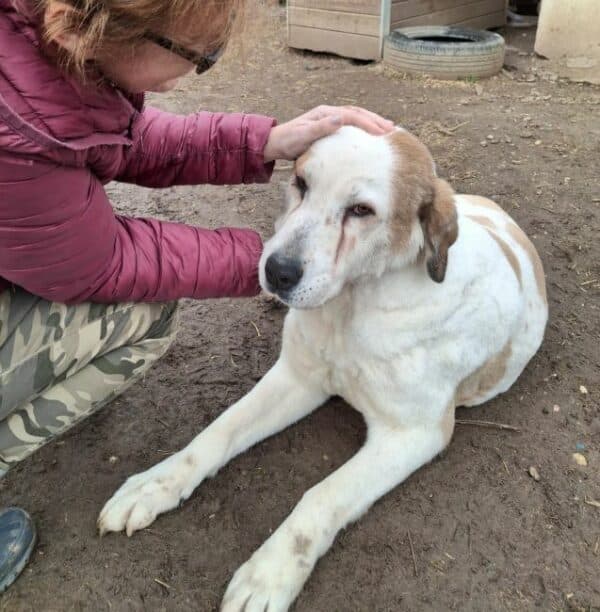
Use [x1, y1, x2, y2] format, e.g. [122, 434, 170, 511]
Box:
[264, 254, 303, 295]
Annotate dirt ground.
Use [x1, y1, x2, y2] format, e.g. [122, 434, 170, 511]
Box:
[1, 7, 599, 612]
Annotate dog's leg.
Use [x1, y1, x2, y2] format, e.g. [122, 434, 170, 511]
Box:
[221, 420, 451, 612]
[98, 357, 327, 536]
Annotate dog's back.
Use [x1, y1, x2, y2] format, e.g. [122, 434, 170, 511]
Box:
[453, 194, 547, 406]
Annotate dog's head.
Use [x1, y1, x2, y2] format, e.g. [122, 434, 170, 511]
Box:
[260, 126, 458, 309]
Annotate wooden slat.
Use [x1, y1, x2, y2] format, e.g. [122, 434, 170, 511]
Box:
[288, 25, 381, 59]
[288, 7, 380, 36]
[391, 0, 506, 28]
[392, 0, 481, 21]
[455, 10, 506, 28]
[288, 0, 382, 16]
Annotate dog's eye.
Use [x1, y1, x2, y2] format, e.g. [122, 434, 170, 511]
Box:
[346, 204, 375, 218]
[294, 175, 308, 198]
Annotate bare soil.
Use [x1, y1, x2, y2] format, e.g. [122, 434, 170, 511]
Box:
[1, 10, 599, 612]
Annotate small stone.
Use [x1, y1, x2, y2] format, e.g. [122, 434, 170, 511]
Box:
[575, 442, 586, 452]
[108, 455, 118, 464]
[487, 134, 494, 140]
[480, 141, 488, 147]
[573, 453, 587, 467]
[534, 139, 542, 145]
[553, 404, 560, 412]
[580, 385, 588, 395]
[528, 466, 540, 481]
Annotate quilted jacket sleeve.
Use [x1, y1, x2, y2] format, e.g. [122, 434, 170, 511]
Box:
[0, 155, 263, 303]
[116, 107, 277, 187]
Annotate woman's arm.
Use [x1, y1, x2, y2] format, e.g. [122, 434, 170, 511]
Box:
[116, 107, 276, 187]
[0, 156, 262, 303]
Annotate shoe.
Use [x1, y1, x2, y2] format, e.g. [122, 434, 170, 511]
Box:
[507, 9, 539, 28]
[0, 507, 37, 593]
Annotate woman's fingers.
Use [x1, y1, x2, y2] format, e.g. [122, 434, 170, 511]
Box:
[343, 105, 395, 132]
[305, 105, 394, 135]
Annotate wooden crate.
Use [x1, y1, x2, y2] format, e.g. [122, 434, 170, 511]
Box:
[287, 0, 507, 60]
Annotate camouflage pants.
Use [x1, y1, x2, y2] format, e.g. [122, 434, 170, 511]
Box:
[0, 288, 178, 476]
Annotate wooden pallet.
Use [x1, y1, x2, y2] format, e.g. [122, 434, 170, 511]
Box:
[287, 0, 507, 60]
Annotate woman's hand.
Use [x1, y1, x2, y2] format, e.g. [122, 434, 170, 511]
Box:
[263, 105, 395, 162]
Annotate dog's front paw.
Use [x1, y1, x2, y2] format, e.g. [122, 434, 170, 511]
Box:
[221, 539, 312, 612]
[97, 454, 196, 537]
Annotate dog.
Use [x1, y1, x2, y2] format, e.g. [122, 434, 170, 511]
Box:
[98, 126, 548, 612]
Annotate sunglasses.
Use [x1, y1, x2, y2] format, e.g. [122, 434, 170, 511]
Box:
[144, 33, 225, 75]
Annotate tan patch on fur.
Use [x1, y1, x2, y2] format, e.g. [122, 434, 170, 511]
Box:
[467, 215, 496, 230]
[335, 234, 356, 265]
[387, 131, 458, 281]
[462, 194, 505, 214]
[456, 341, 512, 406]
[423, 179, 458, 282]
[440, 403, 456, 445]
[506, 224, 547, 304]
[486, 229, 522, 287]
[293, 534, 312, 557]
[295, 151, 311, 176]
[387, 130, 436, 251]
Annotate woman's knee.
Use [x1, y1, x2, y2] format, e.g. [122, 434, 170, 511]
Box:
[106, 300, 179, 351]
[144, 301, 179, 341]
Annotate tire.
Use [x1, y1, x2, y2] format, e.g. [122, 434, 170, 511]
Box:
[383, 26, 505, 80]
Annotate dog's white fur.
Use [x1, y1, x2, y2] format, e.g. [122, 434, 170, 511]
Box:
[98, 127, 548, 612]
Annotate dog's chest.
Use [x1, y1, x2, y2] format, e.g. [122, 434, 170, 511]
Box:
[285, 301, 395, 398]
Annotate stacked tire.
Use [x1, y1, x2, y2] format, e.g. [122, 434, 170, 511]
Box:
[383, 26, 506, 80]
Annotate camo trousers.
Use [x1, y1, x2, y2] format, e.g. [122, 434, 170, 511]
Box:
[0, 288, 178, 476]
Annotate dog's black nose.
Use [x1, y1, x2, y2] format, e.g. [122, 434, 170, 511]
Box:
[265, 254, 303, 292]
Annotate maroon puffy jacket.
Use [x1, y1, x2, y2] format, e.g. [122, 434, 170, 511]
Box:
[0, 0, 276, 303]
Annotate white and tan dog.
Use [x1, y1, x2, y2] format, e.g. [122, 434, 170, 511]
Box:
[98, 126, 548, 612]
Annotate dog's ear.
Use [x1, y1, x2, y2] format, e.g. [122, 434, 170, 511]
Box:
[419, 178, 458, 283]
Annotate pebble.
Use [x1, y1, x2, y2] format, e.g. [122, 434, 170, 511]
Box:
[573, 453, 588, 467]
[553, 404, 560, 413]
[108, 455, 118, 464]
[579, 385, 588, 395]
[575, 442, 586, 452]
[528, 466, 540, 481]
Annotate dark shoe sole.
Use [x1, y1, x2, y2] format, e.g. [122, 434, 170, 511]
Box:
[0, 513, 37, 594]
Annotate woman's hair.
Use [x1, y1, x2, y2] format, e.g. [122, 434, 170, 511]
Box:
[37, 0, 243, 74]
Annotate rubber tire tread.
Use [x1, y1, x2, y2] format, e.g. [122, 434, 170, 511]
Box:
[383, 26, 505, 80]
